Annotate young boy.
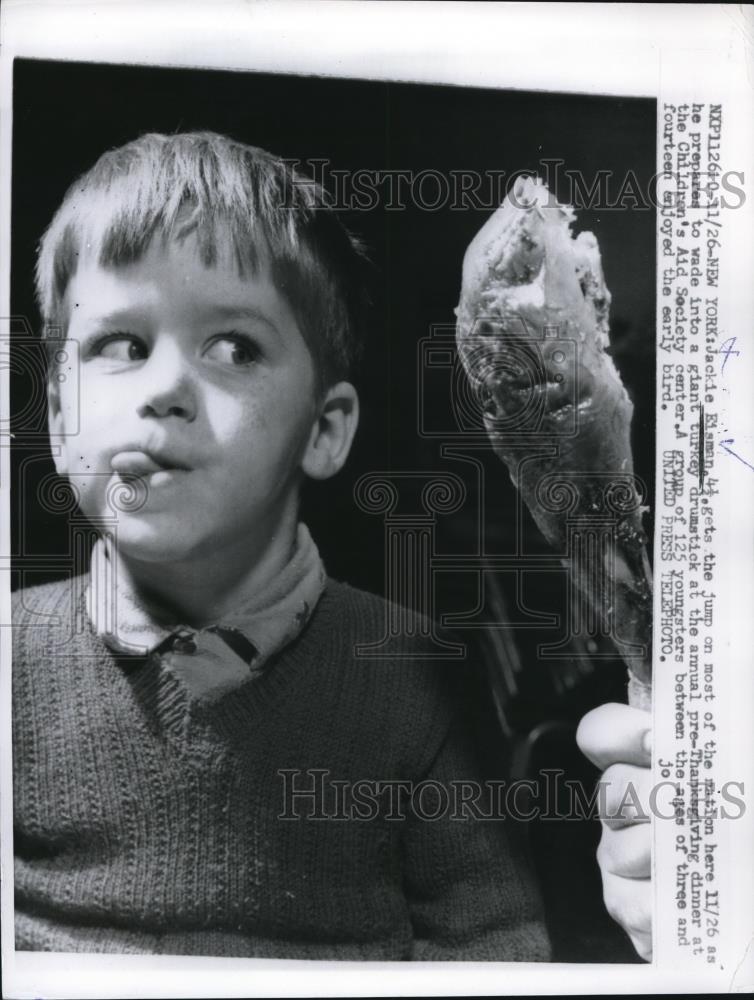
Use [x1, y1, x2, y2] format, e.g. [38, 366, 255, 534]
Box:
[12, 131, 650, 962]
[12, 131, 554, 960]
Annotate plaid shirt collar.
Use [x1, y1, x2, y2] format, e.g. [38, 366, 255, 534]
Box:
[86, 523, 326, 702]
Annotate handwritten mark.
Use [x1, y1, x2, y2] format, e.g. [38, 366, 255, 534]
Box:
[718, 336, 740, 374]
[720, 438, 754, 473]
[698, 405, 705, 487]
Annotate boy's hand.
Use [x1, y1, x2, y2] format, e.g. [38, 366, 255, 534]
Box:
[576, 702, 653, 961]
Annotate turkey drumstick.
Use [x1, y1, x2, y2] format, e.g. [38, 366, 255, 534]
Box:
[455, 176, 653, 709]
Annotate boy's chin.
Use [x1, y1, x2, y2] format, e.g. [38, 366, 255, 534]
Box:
[106, 519, 210, 566]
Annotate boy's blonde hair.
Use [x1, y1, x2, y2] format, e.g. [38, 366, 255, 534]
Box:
[36, 131, 369, 389]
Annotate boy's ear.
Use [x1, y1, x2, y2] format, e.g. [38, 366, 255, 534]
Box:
[47, 375, 69, 477]
[302, 381, 359, 481]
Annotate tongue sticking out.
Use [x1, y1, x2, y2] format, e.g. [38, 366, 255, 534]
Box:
[111, 452, 165, 476]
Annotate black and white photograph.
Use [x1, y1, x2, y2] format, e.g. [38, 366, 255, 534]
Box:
[1, 3, 752, 997]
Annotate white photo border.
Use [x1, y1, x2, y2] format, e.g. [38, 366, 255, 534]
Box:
[1, 2, 752, 997]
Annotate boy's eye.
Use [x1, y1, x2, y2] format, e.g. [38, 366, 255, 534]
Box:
[204, 335, 259, 367]
[95, 335, 148, 362]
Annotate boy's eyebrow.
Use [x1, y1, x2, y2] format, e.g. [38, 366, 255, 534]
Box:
[75, 305, 283, 337]
[74, 307, 150, 332]
[204, 305, 282, 337]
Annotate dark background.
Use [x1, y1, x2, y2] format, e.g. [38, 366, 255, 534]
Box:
[10, 58, 656, 962]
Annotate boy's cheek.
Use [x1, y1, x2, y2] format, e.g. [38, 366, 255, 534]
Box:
[64, 464, 110, 516]
[49, 411, 117, 517]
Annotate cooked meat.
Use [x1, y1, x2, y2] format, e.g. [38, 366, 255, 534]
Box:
[455, 177, 652, 708]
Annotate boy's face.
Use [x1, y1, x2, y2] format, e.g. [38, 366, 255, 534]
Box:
[50, 232, 327, 568]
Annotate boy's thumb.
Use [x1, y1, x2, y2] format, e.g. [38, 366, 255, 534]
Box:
[576, 702, 652, 771]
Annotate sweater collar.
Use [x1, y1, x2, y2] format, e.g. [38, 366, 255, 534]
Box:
[86, 523, 326, 701]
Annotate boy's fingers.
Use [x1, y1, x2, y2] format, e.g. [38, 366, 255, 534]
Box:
[576, 702, 652, 770]
[601, 870, 652, 961]
[578, 705, 654, 961]
[597, 823, 651, 879]
[601, 763, 653, 828]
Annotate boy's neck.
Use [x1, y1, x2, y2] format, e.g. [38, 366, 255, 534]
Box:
[111, 514, 301, 628]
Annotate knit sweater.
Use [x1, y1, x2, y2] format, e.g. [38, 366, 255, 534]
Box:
[12, 575, 550, 961]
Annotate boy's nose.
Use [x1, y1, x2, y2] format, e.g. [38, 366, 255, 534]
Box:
[135, 346, 198, 422]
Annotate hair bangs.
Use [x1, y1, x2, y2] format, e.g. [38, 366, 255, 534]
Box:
[36, 131, 369, 385]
